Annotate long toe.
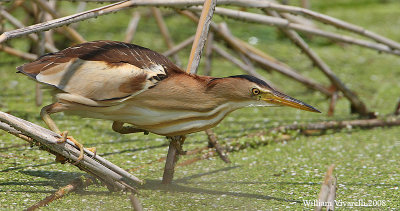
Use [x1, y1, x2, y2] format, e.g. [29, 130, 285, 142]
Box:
[65, 136, 85, 164]
[57, 131, 69, 143]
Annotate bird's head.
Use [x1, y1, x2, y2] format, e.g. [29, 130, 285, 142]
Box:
[207, 75, 320, 113]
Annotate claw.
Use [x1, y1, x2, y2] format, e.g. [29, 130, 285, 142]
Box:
[58, 131, 68, 143]
[57, 131, 84, 165]
[86, 147, 97, 157]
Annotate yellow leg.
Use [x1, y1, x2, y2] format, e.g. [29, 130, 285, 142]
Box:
[41, 104, 61, 133]
[41, 104, 87, 164]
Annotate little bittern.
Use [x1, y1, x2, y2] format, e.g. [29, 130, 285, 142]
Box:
[17, 40, 320, 162]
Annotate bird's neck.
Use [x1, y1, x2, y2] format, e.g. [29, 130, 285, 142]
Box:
[196, 75, 255, 110]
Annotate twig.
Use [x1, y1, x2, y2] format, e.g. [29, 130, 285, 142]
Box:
[191, 0, 400, 51]
[124, 12, 141, 43]
[26, 176, 94, 211]
[4, 0, 400, 52]
[212, 44, 275, 88]
[328, 91, 339, 116]
[129, 191, 143, 211]
[163, 35, 195, 57]
[203, 31, 214, 76]
[394, 98, 400, 115]
[35, 10, 45, 107]
[205, 129, 230, 163]
[326, 178, 337, 211]
[177, 149, 215, 167]
[33, 0, 86, 43]
[0, 9, 58, 52]
[151, 7, 181, 66]
[265, 9, 370, 116]
[186, 0, 216, 73]
[0, 44, 38, 60]
[315, 164, 336, 211]
[0, 111, 142, 190]
[271, 116, 400, 133]
[0, 0, 133, 43]
[216, 19, 332, 96]
[42, 0, 56, 47]
[216, 22, 277, 86]
[301, 0, 310, 9]
[71, 1, 87, 29]
[256, 1, 400, 51]
[189, 6, 400, 56]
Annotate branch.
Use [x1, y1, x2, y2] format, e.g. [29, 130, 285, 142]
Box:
[212, 44, 276, 88]
[203, 31, 214, 76]
[265, 10, 370, 116]
[151, 7, 181, 66]
[0, 9, 58, 52]
[3, 0, 399, 56]
[190, 7, 400, 56]
[0, 44, 38, 61]
[218, 19, 332, 95]
[26, 176, 94, 211]
[33, 0, 86, 43]
[186, 0, 217, 74]
[124, 12, 141, 43]
[129, 192, 143, 211]
[205, 129, 230, 163]
[0, 0, 133, 43]
[163, 35, 195, 57]
[271, 116, 400, 133]
[315, 164, 337, 211]
[0, 111, 142, 191]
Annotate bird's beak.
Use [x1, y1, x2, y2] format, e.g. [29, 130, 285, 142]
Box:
[260, 90, 321, 113]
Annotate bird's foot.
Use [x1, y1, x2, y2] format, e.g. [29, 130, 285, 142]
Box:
[58, 131, 84, 165]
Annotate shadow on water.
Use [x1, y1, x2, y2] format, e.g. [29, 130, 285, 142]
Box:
[99, 142, 169, 156]
[0, 162, 56, 173]
[141, 181, 300, 203]
[0, 170, 85, 190]
[139, 166, 301, 203]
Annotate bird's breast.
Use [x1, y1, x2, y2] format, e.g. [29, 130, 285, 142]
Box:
[105, 100, 241, 136]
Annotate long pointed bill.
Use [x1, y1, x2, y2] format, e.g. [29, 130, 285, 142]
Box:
[261, 90, 321, 113]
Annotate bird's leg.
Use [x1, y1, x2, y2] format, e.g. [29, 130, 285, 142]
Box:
[41, 103, 86, 164]
[112, 121, 149, 135]
[41, 104, 62, 134]
[162, 135, 186, 184]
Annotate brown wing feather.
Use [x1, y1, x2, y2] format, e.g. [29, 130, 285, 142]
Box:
[17, 41, 185, 101]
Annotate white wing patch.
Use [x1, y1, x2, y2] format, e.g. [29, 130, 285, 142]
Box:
[35, 58, 166, 101]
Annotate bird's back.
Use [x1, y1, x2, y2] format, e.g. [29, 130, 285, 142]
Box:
[17, 40, 184, 101]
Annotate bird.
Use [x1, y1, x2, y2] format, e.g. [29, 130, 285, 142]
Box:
[17, 40, 320, 162]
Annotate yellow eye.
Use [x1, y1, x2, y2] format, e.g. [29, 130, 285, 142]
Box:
[252, 88, 260, 95]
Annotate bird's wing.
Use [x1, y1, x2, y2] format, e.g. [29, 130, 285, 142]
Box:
[17, 40, 184, 101]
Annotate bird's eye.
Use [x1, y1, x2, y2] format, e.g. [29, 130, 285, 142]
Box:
[252, 88, 260, 95]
